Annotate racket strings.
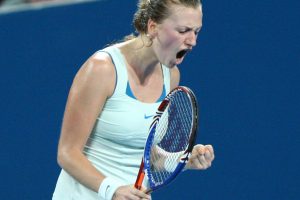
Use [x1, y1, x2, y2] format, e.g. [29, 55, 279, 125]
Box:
[149, 91, 193, 185]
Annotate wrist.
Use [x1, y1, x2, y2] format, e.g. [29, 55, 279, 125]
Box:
[164, 156, 178, 172]
[98, 177, 123, 200]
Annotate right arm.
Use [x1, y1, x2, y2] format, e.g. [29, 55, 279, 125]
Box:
[57, 52, 151, 199]
[57, 52, 115, 192]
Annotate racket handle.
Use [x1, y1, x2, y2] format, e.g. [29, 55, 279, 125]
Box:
[134, 160, 145, 190]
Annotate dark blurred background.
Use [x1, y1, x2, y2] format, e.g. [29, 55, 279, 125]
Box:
[0, 0, 299, 199]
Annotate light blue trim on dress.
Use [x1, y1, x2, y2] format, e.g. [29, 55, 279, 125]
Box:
[126, 82, 166, 103]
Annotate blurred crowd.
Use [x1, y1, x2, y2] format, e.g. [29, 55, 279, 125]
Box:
[0, 0, 102, 13]
[0, 0, 64, 7]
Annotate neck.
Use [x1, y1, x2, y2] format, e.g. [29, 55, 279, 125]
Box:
[120, 36, 160, 82]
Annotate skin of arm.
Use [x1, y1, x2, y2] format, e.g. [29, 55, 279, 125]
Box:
[145, 66, 180, 171]
[56, 52, 152, 200]
[57, 52, 116, 192]
[151, 66, 215, 171]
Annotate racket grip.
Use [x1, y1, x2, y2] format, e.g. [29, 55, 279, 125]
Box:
[134, 160, 145, 190]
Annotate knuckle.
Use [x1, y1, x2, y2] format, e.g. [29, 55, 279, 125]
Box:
[196, 163, 203, 169]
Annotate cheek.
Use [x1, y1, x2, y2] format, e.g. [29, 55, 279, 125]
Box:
[159, 29, 181, 49]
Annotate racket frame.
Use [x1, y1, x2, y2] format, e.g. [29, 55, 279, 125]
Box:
[135, 86, 199, 192]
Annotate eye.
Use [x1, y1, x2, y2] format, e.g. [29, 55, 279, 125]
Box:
[178, 29, 189, 34]
[178, 28, 200, 35]
[194, 28, 201, 35]
[177, 27, 192, 34]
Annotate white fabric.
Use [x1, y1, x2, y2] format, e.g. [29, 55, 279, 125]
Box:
[52, 45, 170, 199]
[98, 177, 123, 200]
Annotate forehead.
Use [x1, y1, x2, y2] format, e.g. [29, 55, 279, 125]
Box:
[163, 4, 203, 28]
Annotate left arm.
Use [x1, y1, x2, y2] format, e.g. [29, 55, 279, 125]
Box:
[170, 67, 215, 170]
[150, 144, 215, 171]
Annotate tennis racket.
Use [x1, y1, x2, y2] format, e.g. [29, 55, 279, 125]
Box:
[134, 86, 199, 192]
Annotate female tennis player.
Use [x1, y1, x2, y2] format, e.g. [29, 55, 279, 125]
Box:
[52, 0, 214, 199]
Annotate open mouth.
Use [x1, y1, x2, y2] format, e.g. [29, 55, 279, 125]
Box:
[176, 49, 189, 59]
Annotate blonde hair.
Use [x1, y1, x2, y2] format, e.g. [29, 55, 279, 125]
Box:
[133, 0, 202, 35]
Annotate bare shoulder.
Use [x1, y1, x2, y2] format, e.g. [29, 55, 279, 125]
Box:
[59, 51, 116, 153]
[170, 66, 180, 90]
[73, 51, 116, 98]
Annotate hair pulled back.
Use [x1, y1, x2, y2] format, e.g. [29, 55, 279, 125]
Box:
[133, 0, 202, 35]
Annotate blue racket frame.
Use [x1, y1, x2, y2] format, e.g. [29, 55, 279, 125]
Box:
[143, 86, 198, 192]
[144, 121, 189, 191]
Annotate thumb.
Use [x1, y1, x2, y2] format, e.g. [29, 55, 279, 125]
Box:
[141, 186, 152, 194]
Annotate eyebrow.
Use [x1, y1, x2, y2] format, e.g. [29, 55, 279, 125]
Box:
[178, 26, 202, 33]
[178, 26, 202, 31]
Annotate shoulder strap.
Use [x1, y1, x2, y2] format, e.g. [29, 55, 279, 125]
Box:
[162, 64, 171, 94]
[98, 46, 128, 96]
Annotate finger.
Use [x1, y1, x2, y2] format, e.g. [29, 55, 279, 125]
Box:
[127, 193, 141, 200]
[191, 155, 204, 169]
[145, 189, 152, 195]
[204, 149, 213, 161]
[197, 154, 210, 169]
[140, 186, 152, 195]
[205, 145, 215, 161]
[188, 145, 205, 162]
[194, 144, 206, 155]
[133, 188, 151, 199]
[142, 198, 152, 200]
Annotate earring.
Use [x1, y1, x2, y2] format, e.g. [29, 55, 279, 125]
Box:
[146, 34, 152, 40]
[145, 34, 153, 47]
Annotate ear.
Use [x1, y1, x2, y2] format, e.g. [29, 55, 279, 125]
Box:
[147, 19, 158, 38]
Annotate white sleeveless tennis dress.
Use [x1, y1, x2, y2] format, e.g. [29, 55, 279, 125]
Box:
[52, 46, 171, 200]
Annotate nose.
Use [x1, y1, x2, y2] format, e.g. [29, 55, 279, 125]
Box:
[186, 31, 197, 47]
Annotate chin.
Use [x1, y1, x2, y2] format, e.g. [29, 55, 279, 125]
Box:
[160, 58, 177, 68]
[165, 62, 176, 68]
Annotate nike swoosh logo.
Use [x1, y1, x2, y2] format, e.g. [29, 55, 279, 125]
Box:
[144, 114, 154, 119]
